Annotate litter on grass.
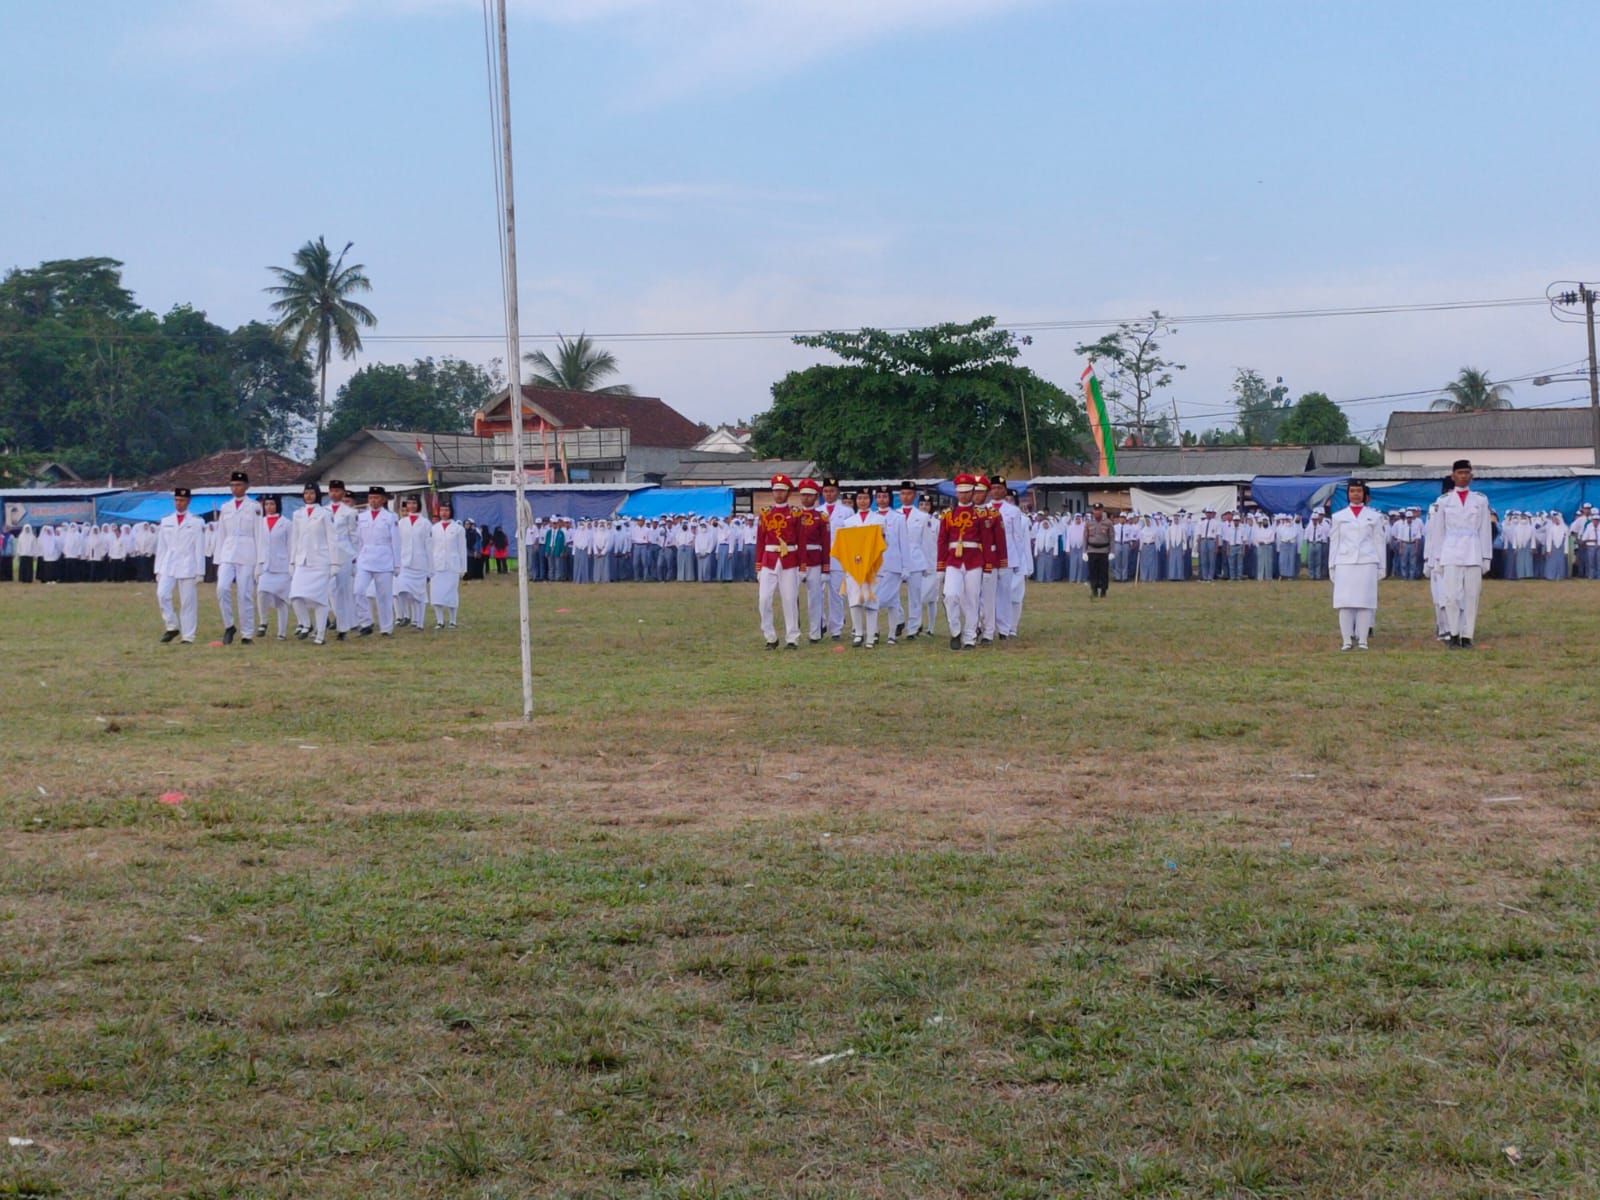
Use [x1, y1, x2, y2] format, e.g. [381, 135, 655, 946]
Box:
[158, 792, 187, 805]
[808, 1050, 856, 1066]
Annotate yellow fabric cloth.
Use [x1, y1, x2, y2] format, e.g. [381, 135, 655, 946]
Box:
[831, 523, 886, 599]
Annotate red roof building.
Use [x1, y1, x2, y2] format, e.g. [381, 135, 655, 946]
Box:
[474, 386, 705, 449]
[137, 449, 308, 491]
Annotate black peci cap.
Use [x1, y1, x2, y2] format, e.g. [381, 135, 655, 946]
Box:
[229, 470, 249, 483]
[173, 486, 191, 498]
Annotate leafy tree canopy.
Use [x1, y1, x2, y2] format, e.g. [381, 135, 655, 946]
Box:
[322, 357, 501, 451]
[752, 317, 1087, 476]
[0, 258, 319, 477]
[1277, 391, 1351, 444]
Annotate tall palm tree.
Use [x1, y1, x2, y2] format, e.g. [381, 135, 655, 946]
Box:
[524, 333, 634, 394]
[265, 237, 377, 445]
[1432, 367, 1513, 412]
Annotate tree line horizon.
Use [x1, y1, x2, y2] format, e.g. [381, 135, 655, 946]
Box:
[1, 249, 1513, 481]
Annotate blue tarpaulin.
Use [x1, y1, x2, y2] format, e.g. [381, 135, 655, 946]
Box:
[1252, 475, 1600, 519]
[96, 492, 306, 524]
[1366, 478, 1595, 517]
[1249, 476, 1349, 519]
[446, 487, 635, 534]
[617, 487, 732, 519]
[933, 479, 1032, 498]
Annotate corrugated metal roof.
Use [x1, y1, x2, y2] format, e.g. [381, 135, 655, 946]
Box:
[1384, 408, 1595, 451]
[1113, 447, 1315, 475]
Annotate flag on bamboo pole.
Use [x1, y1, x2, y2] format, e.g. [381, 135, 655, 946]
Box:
[1080, 364, 1116, 477]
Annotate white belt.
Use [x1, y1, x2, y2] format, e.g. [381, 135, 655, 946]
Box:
[763, 545, 788, 552]
[954, 540, 982, 549]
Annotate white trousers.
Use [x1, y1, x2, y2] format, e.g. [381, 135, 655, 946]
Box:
[922, 571, 942, 633]
[354, 568, 395, 633]
[978, 569, 998, 639]
[902, 569, 928, 635]
[291, 598, 329, 640]
[943, 566, 983, 645]
[1441, 565, 1484, 639]
[826, 556, 846, 635]
[157, 574, 199, 641]
[874, 568, 903, 637]
[216, 562, 256, 632]
[996, 566, 1026, 636]
[801, 565, 827, 640]
[757, 566, 800, 644]
[330, 562, 356, 632]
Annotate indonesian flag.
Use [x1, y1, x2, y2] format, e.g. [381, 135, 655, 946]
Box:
[1081, 363, 1116, 478]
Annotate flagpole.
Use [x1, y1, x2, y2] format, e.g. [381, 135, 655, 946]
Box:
[495, 0, 535, 722]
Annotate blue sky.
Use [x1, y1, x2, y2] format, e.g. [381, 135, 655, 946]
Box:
[5, 0, 1598, 443]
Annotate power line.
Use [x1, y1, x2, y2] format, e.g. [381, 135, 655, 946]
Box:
[0, 293, 1550, 346]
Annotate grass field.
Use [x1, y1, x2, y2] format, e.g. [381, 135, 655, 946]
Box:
[3, 576, 1598, 1199]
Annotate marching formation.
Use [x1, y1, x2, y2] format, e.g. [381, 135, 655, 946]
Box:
[78, 472, 472, 646]
[752, 472, 1030, 651]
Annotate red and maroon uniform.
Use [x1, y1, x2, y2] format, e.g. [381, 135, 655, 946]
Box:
[974, 502, 1007, 573]
[755, 504, 803, 571]
[795, 506, 830, 572]
[937, 503, 982, 572]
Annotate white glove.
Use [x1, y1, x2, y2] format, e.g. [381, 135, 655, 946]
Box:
[1082, 552, 1090, 563]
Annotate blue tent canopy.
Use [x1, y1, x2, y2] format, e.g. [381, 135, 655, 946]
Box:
[446, 487, 635, 534]
[932, 479, 1032, 498]
[617, 487, 732, 519]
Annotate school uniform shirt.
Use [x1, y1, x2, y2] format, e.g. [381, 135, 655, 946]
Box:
[355, 506, 403, 573]
[1426, 488, 1494, 570]
[215, 495, 263, 565]
[155, 511, 207, 579]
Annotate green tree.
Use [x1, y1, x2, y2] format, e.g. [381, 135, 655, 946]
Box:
[524, 333, 633, 394]
[1432, 366, 1512, 412]
[264, 238, 377, 448]
[322, 357, 499, 449]
[1073, 311, 1184, 444]
[1277, 391, 1352, 444]
[752, 317, 1086, 476]
[229, 321, 318, 453]
[1232, 368, 1292, 443]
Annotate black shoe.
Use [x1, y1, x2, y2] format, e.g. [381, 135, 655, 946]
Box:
[359, 626, 374, 637]
[851, 635, 864, 647]
[950, 636, 962, 651]
[380, 631, 391, 637]
[396, 616, 410, 628]
[894, 624, 904, 639]
[256, 625, 267, 637]
[831, 634, 842, 641]
[295, 628, 309, 641]
[337, 631, 347, 641]
[766, 640, 778, 651]
[809, 637, 821, 644]
[1447, 634, 1461, 648]
[240, 637, 252, 645]
[1460, 637, 1473, 649]
[222, 626, 236, 645]
[785, 642, 798, 651]
[160, 629, 178, 643]
[980, 637, 993, 645]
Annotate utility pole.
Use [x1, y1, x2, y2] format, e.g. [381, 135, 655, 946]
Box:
[1552, 284, 1600, 467]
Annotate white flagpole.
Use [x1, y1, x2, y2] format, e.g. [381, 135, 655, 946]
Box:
[495, 0, 535, 722]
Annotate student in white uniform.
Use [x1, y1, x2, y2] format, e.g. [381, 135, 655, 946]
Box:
[990, 477, 1032, 638]
[214, 469, 263, 644]
[871, 484, 907, 644]
[896, 482, 932, 639]
[255, 494, 294, 640]
[819, 479, 852, 638]
[394, 494, 434, 630]
[1424, 459, 1493, 649]
[1328, 480, 1386, 651]
[155, 487, 207, 643]
[429, 498, 468, 628]
[289, 482, 339, 645]
[323, 480, 360, 633]
[353, 485, 403, 636]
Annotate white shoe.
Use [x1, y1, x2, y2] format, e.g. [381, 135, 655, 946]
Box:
[1357, 642, 1369, 651]
[312, 635, 326, 645]
[1340, 641, 1352, 651]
